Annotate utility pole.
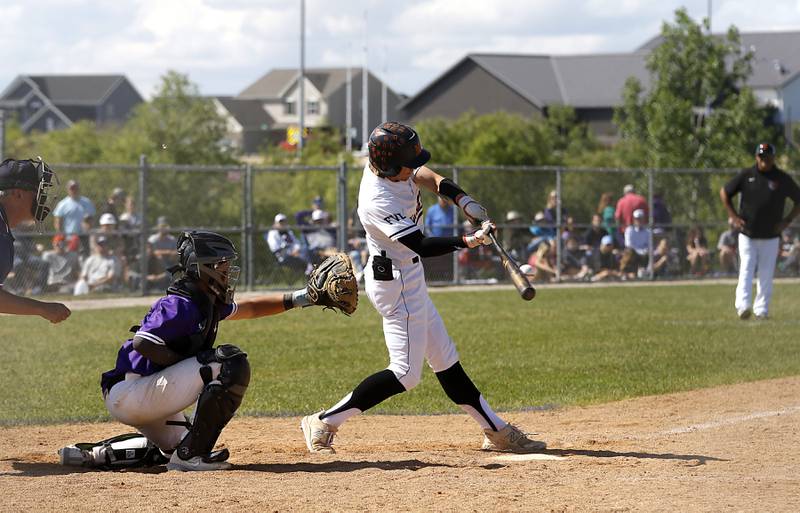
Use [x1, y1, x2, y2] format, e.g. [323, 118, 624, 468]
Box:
[346, 57, 352, 153]
[361, 8, 368, 150]
[298, 0, 305, 156]
[0, 110, 5, 162]
[381, 45, 387, 122]
[707, 0, 712, 33]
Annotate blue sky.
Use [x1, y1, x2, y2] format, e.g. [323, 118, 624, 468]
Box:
[2, 0, 800, 99]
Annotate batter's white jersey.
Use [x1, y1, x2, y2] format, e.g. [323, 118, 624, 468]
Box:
[357, 164, 459, 390]
[357, 164, 423, 262]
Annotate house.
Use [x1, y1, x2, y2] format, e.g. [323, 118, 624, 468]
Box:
[237, 67, 403, 148]
[212, 96, 275, 155]
[0, 74, 143, 133]
[399, 30, 800, 142]
[399, 52, 650, 143]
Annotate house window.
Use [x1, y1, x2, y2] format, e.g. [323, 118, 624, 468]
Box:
[284, 102, 296, 115]
[307, 101, 320, 115]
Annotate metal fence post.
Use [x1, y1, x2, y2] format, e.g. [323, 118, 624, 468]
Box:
[138, 155, 149, 297]
[555, 167, 562, 283]
[452, 167, 460, 285]
[0, 110, 5, 162]
[647, 169, 654, 280]
[337, 160, 348, 251]
[245, 163, 254, 291]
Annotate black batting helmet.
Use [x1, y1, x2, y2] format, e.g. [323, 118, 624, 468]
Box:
[176, 231, 240, 305]
[367, 122, 431, 178]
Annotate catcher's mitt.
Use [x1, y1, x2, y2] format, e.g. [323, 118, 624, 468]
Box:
[306, 253, 358, 315]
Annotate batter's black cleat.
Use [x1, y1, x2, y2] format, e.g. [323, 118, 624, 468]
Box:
[738, 309, 752, 320]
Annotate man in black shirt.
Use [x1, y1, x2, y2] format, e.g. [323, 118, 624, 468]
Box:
[720, 143, 800, 320]
[0, 158, 71, 323]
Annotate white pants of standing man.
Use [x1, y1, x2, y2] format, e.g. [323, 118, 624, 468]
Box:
[735, 233, 780, 317]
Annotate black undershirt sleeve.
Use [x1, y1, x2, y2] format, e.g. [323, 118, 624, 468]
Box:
[398, 230, 467, 257]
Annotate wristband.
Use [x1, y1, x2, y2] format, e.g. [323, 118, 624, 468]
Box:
[292, 288, 312, 308]
[282, 293, 294, 311]
[438, 178, 467, 203]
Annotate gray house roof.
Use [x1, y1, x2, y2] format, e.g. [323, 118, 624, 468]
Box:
[26, 75, 129, 105]
[214, 96, 274, 129]
[401, 52, 651, 111]
[237, 68, 358, 100]
[638, 30, 800, 88]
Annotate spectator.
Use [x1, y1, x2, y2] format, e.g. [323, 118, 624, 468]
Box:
[561, 237, 590, 281]
[717, 219, 739, 275]
[96, 213, 126, 257]
[101, 187, 126, 219]
[652, 236, 679, 278]
[303, 209, 337, 264]
[591, 235, 621, 282]
[581, 214, 609, 254]
[118, 195, 140, 229]
[266, 213, 308, 275]
[652, 192, 672, 234]
[53, 179, 96, 236]
[620, 208, 650, 278]
[41, 234, 80, 293]
[527, 211, 554, 254]
[560, 215, 576, 241]
[685, 225, 711, 276]
[778, 229, 800, 275]
[147, 216, 178, 271]
[424, 195, 455, 237]
[614, 184, 648, 232]
[597, 192, 617, 243]
[527, 239, 557, 282]
[295, 196, 325, 227]
[543, 189, 567, 226]
[73, 236, 121, 295]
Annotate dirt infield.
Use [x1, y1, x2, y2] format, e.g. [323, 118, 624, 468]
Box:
[1, 376, 798, 512]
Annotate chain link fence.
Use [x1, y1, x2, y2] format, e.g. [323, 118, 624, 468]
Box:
[6, 159, 800, 298]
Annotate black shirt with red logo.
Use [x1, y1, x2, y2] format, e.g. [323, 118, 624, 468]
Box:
[724, 165, 800, 239]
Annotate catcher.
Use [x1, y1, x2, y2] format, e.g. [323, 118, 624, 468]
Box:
[59, 230, 357, 471]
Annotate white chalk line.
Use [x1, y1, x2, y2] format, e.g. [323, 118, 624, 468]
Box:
[650, 405, 800, 438]
[491, 453, 566, 462]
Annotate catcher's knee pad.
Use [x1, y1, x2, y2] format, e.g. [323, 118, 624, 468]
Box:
[176, 345, 250, 460]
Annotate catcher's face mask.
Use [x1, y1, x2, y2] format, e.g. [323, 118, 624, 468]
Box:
[32, 158, 59, 231]
[177, 231, 240, 305]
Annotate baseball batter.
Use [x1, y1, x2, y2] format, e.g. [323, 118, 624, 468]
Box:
[301, 122, 545, 454]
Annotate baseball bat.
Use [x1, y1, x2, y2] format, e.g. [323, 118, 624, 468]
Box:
[487, 232, 536, 301]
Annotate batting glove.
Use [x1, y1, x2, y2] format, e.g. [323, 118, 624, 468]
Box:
[463, 220, 495, 248]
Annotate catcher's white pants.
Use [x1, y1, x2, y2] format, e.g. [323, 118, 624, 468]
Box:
[104, 357, 222, 451]
[735, 234, 779, 316]
[364, 255, 459, 390]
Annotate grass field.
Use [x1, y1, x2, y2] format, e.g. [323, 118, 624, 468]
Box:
[2, 282, 799, 426]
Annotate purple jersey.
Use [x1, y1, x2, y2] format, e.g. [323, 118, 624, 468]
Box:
[100, 295, 236, 394]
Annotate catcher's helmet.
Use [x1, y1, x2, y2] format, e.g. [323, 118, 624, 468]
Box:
[176, 231, 240, 305]
[367, 122, 431, 178]
[0, 157, 59, 228]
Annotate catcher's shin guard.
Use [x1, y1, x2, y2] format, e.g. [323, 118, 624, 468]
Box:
[59, 433, 169, 469]
[175, 345, 250, 461]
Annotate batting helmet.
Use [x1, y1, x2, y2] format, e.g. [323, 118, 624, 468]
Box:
[367, 122, 431, 178]
[176, 231, 240, 305]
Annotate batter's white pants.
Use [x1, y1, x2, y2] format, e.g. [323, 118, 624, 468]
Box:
[735, 234, 780, 316]
[104, 357, 222, 451]
[364, 256, 460, 390]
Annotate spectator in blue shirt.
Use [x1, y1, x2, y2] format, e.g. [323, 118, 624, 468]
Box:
[53, 180, 96, 235]
[424, 195, 455, 237]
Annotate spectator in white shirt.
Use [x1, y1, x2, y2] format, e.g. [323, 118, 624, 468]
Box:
[620, 209, 651, 278]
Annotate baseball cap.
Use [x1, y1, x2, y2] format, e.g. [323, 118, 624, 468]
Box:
[67, 179, 79, 188]
[52, 233, 66, 246]
[506, 210, 523, 222]
[533, 212, 546, 222]
[623, 184, 635, 194]
[99, 213, 117, 226]
[601, 235, 614, 246]
[95, 235, 109, 245]
[312, 196, 323, 206]
[112, 187, 126, 198]
[0, 159, 41, 191]
[311, 209, 326, 222]
[274, 213, 287, 223]
[755, 143, 775, 156]
[156, 215, 169, 227]
[633, 209, 645, 219]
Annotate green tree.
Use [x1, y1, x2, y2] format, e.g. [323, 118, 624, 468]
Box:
[614, 8, 777, 222]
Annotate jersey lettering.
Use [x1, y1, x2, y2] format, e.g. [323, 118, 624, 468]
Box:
[383, 213, 407, 225]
